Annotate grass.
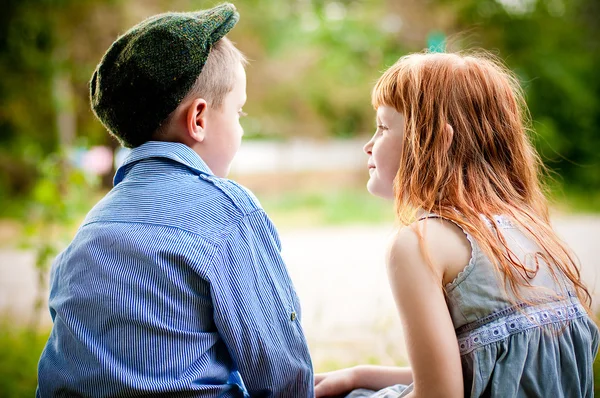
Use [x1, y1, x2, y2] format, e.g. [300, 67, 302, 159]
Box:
[596, 353, 600, 396]
[2, 321, 600, 395]
[0, 324, 49, 397]
[259, 188, 395, 227]
[259, 186, 600, 228]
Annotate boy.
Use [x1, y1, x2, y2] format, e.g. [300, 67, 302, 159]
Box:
[37, 3, 314, 397]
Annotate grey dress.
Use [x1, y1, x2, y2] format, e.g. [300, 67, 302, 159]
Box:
[347, 215, 599, 398]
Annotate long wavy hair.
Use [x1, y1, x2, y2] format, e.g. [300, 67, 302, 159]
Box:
[372, 51, 592, 312]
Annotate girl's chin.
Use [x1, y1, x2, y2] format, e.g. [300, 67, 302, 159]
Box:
[366, 179, 394, 200]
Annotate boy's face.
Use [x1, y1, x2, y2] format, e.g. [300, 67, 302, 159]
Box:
[201, 62, 247, 178]
[363, 106, 405, 199]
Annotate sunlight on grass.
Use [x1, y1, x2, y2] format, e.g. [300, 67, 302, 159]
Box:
[261, 188, 395, 227]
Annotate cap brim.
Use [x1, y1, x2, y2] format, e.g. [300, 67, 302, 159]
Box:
[193, 3, 240, 44]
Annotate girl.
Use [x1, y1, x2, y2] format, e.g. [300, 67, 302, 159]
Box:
[315, 51, 599, 397]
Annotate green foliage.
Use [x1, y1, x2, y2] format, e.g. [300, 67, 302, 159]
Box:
[20, 152, 98, 329]
[233, 0, 406, 139]
[0, 0, 121, 205]
[443, 0, 600, 198]
[0, 0, 599, 207]
[596, 347, 600, 396]
[0, 324, 49, 397]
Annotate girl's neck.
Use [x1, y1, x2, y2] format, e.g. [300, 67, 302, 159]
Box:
[415, 208, 428, 220]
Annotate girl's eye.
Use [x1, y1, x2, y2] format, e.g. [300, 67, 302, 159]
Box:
[377, 124, 388, 131]
[238, 110, 248, 117]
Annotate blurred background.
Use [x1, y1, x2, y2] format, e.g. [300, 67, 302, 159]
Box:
[1, 0, 599, 395]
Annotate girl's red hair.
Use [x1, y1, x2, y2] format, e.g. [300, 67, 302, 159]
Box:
[373, 51, 591, 311]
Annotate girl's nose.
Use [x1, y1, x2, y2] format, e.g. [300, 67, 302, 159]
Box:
[363, 135, 374, 155]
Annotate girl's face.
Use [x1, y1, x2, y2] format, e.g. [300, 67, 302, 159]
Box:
[363, 106, 405, 199]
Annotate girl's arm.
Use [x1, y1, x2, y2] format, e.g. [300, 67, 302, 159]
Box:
[316, 218, 467, 398]
[315, 366, 412, 397]
[354, 365, 413, 388]
[386, 219, 466, 398]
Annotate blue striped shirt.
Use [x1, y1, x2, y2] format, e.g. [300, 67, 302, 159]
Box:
[37, 141, 314, 397]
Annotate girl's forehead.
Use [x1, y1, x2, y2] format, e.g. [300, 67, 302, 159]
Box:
[377, 105, 403, 122]
[376, 106, 390, 117]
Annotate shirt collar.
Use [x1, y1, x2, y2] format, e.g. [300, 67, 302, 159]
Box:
[113, 141, 213, 186]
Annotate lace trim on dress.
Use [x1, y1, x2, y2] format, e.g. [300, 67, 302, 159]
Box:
[456, 299, 585, 355]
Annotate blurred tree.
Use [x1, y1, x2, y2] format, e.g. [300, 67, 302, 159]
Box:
[0, 0, 122, 211]
[0, 0, 115, 328]
[0, 0, 598, 206]
[230, 0, 408, 139]
[438, 0, 600, 196]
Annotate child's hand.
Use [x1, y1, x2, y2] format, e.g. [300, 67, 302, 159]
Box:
[314, 368, 357, 397]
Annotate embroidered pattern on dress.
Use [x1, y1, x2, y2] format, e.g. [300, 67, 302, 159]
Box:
[457, 300, 586, 355]
[482, 214, 514, 229]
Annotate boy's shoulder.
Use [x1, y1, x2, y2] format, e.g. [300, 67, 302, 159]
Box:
[112, 141, 263, 217]
[84, 145, 265, 237]
[198, 174, 262, 217]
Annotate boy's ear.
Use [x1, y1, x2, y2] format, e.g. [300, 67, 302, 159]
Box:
[186, 98, 208, 143]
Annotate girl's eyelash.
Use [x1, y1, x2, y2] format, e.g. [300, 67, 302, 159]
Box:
[239, 110, 248, 117]
[377, 124, 388, 130]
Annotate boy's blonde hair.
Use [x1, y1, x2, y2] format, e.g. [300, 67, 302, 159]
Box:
[372, 51, 591, 311]
[156, 37, 247, 135]
[186, 37, 247, 108]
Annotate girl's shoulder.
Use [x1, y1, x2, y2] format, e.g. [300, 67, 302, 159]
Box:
[387, 217, 472, 286]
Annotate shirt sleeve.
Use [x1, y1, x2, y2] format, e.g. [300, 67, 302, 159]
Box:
[209, 209, 314, 397]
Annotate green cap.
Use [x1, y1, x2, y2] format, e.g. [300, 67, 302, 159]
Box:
[90, 3, 239, 148]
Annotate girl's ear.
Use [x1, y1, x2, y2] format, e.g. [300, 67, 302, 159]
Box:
[186, 98, 208, 143]
[443, 123, 454, 152]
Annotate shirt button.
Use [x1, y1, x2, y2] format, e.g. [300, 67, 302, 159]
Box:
[290, 312, 297, 321]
